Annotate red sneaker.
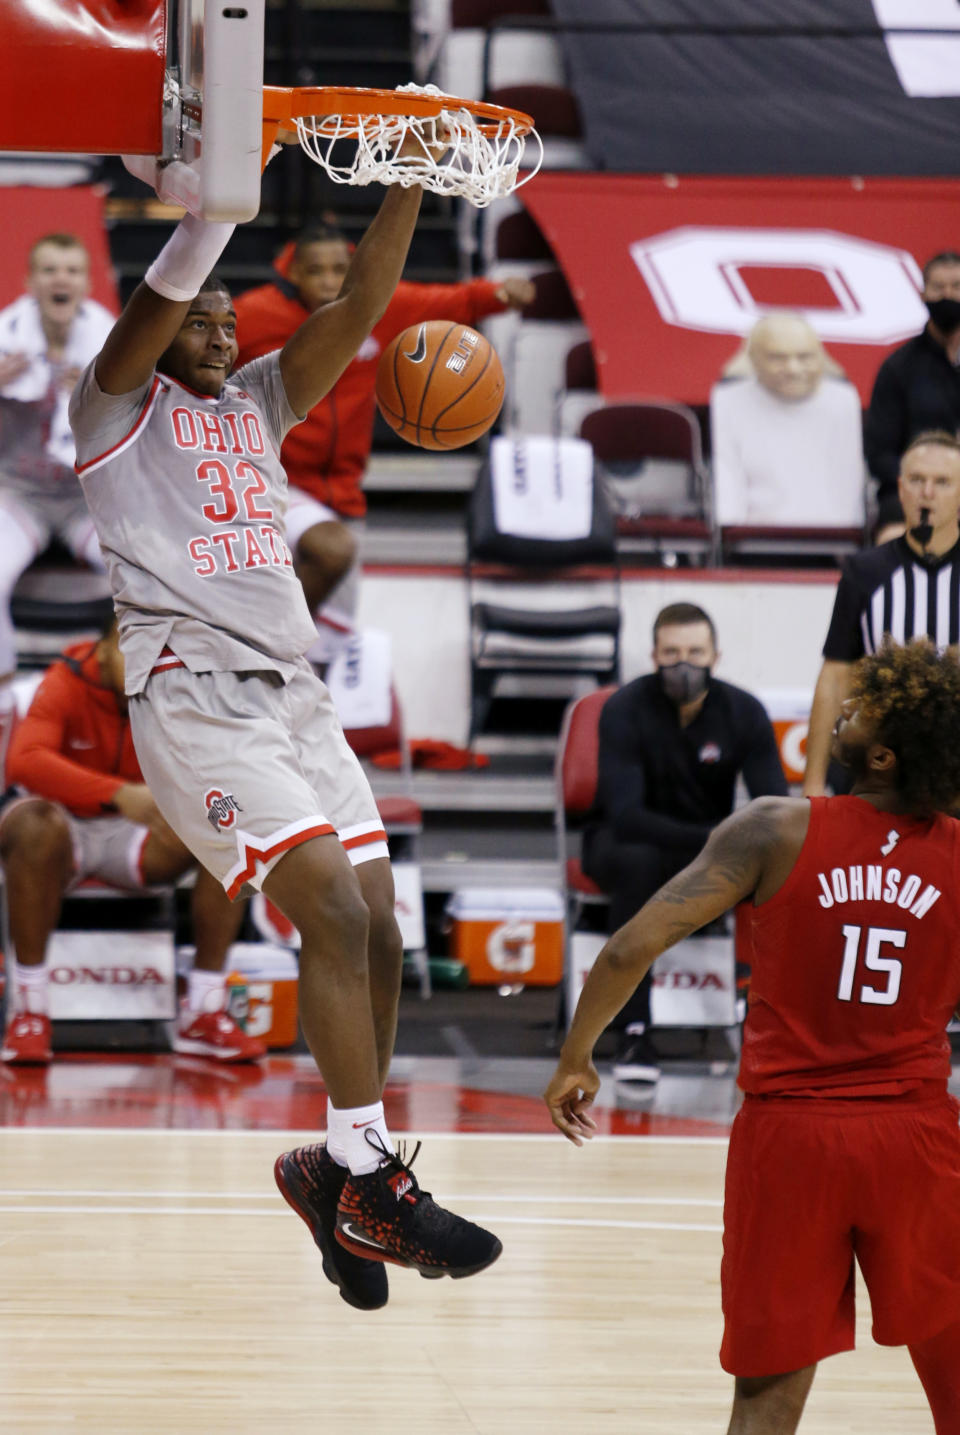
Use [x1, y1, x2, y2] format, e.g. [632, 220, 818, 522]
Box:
[1, 1012, 52, 1065]
[171, 1006, 266, 1062]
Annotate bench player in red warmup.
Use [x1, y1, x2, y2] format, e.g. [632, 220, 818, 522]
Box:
[0, 620, 259, 1065]
[68, 159, 501, 1310]
[546, 639, 960, 1434]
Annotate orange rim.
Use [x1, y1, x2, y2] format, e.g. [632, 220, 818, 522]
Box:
[260, 84, 535, 166]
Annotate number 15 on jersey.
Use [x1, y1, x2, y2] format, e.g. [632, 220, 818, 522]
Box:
[837, 925, 905, 1006]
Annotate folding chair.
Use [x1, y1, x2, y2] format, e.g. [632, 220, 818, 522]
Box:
[11, 546, 114, 671]
[467, 434, 621, 740]
[487, 83, 589, 168]
[556, 339, 600, 439]
[579, 401, 715, 565]
[495, 268, 589, 433]
[553, 686, 614, 1030]
[555, 685, 615, 922]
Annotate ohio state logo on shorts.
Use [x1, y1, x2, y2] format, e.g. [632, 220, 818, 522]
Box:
[204, 788, 243, 831]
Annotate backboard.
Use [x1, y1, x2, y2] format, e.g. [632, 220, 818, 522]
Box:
[0, 3, 541, 218]
[0, 0, 266, 223]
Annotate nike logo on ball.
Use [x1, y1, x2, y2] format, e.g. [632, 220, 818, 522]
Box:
[404, 324, 428, 363]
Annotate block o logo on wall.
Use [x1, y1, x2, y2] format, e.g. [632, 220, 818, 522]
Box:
[630, 227, 927, 345]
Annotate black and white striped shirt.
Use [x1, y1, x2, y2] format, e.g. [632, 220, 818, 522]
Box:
[823, 537, 960, 661]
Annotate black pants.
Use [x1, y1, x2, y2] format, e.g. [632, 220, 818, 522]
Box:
[582, 827, 703, 1030]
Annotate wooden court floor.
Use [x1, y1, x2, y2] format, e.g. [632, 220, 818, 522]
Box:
[0, 1129, 935, 1433]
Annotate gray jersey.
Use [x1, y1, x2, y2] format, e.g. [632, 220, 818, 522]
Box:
[69, 353, 317, 694]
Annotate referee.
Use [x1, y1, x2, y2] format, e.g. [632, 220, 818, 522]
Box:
[804, 430, 960, 795]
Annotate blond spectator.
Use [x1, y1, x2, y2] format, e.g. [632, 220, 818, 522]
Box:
[711, 312, 866, 530]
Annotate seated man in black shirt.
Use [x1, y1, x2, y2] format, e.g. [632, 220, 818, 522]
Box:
[582, 601, 788, 1085]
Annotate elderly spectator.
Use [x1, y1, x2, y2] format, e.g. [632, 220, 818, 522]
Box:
[711, 312, 865, 530]
[866, 250, 960, 539]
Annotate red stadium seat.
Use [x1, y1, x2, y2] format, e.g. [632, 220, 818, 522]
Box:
[555, 685, 617, 912]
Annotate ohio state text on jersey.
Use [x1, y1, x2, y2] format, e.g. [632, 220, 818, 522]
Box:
[69, 353, 317, 694]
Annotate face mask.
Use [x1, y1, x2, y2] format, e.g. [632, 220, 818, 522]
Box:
[924, 298, 960, 334]
[657, 661, 710, 705]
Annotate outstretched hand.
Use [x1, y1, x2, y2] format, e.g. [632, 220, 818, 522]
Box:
[397, 117, 451, 166]
[496, 277, 536, 311]
[544, 1057, 600, 1146]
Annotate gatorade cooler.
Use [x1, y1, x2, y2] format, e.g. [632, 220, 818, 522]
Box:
[445, 888, 564, 986]
[226, 944, 299, 1048]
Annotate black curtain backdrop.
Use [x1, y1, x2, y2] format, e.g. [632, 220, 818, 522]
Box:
[547, 0, 960, 174]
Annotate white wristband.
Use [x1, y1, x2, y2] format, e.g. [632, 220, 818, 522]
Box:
[144, 212, 236, 303]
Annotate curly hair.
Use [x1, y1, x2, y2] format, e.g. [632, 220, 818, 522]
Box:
[850, 639, 960, 815]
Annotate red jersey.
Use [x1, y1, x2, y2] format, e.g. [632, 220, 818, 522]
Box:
[233, 260, 507, 518]
[738, 795, 960, 1097]
[6, 642, 141, 817]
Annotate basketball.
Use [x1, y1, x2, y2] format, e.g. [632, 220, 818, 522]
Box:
[375, 320, 505, 450]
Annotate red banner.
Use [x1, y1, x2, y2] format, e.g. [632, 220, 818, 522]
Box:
[521, 176, 960, 406]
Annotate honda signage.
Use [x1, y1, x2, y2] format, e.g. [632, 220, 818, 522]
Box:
[47, 930, 176, 1021]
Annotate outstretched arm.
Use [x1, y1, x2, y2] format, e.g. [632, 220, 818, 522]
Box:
[544, 798, 789, 1144]
[802, 659, 853, 796]
[278, 183, 426, 417]
[95, 214, 236, 395]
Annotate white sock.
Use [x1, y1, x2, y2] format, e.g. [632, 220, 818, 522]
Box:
[326, 1099, 392, 1175]
[186, 968, 226, 1014]
[14, 961, 48, 1015]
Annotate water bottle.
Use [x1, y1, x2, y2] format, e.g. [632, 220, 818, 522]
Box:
[225, 970, 249, 1028]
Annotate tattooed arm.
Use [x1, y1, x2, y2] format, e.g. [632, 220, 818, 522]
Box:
[545, 796, 804, 1144]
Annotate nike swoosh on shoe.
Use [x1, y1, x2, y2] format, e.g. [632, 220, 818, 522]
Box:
[339, 1221, 389, 1251]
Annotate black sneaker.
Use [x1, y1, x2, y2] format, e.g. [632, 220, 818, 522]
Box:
[336, 1137, 502, 1280]
[612, 1030, 661, 1085]
[274, 1143, 389, 1311]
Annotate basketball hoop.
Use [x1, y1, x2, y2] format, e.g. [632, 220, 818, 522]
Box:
[261, 83, 543, 208]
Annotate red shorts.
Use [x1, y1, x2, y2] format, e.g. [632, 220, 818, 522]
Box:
[720, 1090, 960, 1377]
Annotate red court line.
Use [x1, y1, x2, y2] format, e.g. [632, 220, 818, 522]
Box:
[0, 1054, 731, 1137]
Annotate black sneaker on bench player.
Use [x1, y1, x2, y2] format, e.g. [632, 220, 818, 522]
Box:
[275, 1133, 502, 1305]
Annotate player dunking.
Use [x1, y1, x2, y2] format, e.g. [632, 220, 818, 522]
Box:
[69, 165, 500, 1311]
[545, 640, 960, 1434]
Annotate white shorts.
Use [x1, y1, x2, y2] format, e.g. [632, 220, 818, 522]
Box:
[129, 658, 388, 899]
[0, 796, 148, 890]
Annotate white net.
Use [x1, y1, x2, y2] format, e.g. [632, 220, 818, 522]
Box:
[293, 83, 543, 208]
